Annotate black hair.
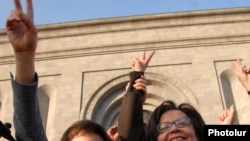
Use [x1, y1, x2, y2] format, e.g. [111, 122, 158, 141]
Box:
[146, 100, 205, 141]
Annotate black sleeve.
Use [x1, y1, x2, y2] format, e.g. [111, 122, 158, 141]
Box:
[118, 71, 145, 141]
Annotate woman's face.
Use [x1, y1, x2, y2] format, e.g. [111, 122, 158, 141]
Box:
[72, 132, 103, 141]
[157, 110, 199, 141]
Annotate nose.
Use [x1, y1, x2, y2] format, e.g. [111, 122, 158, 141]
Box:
[169, 123, 179, 133]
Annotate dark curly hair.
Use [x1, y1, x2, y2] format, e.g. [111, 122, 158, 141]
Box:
[146, 100, 205, 141]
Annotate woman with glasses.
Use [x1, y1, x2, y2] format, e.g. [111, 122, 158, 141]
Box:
[115, 50, 235, 141]
[115, 50, 204, 141]
[147, 100, 205, 141]
[146, 100, 235, 141]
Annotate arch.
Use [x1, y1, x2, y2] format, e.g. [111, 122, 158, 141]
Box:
[82, 74, 128, 121]
[82, 72, 197, 129]
[101, 98, 123, 128]
[145, 72, 198, 108]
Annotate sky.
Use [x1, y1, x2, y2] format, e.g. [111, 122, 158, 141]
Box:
[1, 0, 250, 29]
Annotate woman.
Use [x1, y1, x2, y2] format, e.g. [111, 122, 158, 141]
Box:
[61, 120, 111, 141]
[146, 100, 205, 141]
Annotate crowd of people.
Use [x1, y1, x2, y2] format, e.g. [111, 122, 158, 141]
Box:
[1, 0, 250, 141]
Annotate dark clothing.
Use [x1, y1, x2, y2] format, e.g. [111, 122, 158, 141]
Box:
[10, 71, 144, 141]
[11, 73, 48, 141]
[118, 71, 145, 141]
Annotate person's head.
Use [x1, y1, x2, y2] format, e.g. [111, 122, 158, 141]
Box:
[147, 100, 205, 141]
[61, 120, 111, 141]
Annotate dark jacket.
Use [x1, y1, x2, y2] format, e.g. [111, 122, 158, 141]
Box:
[11, 73, 48, 141]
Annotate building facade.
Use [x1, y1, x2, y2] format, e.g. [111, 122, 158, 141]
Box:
[0, 7, 250, 141]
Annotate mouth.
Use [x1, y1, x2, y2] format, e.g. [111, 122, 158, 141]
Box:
[169, 137, 186, 141]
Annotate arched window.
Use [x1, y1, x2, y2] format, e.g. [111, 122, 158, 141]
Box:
[83, 72, 197, 129]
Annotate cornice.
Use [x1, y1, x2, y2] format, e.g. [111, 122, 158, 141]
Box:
[0, 7, 250, 64]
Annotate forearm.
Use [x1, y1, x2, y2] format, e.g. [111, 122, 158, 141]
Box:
[15, 52, 35, 84]
[118, 71, 145, 141]
[118, 93, 144, 141]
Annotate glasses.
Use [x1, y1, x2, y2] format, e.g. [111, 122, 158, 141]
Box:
[157, 117, 191, 134]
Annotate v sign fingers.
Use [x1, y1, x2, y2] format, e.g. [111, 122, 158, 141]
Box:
[26, 0, 34, 19]
[14, 0, 34, 18]
[14, 0, 23, 11]
[132, 51, 156, 72]
[144, 50, 156, 65]
[141, 51, 146, 61]
[132, 58, 144, 72]
[7, 0, 37, 54]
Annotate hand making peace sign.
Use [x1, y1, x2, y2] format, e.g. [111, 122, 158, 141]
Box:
[6, 0, 37, 55]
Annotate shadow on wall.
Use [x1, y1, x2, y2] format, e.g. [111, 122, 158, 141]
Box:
[38, 84, 57, 133]
[0, 90, 4, 119]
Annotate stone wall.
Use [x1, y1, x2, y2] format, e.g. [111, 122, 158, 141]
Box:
[0, 7, 250, 141]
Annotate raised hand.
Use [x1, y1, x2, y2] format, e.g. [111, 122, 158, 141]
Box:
[218, 105, 235, 125]
[6, 0, 37, 54]
[125, 75, 148, 103]
[107, 125, 119, 141]
[231, 59, 250, 92]
[132, 51, 155, 72]
[6, 0, 37, 83]
[134, 75, 147, 103]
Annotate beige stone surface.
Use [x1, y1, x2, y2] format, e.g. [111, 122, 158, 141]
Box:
[0, 7, 250, 141]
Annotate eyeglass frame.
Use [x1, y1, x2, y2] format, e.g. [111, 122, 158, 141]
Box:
[157, 116, 192, 134]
